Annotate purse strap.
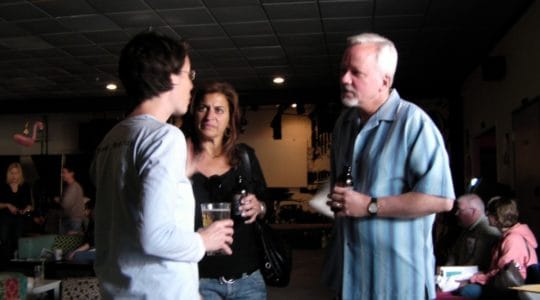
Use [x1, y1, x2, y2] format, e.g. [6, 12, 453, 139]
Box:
[238, 145, 252, 177]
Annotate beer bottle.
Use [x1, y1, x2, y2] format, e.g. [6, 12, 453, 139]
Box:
[337, 165, 353, 188]
[332, 165, 353, 212]
[231, 175, 248, 220]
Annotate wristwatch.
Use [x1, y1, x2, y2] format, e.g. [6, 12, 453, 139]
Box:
[367, 197, 378, 217]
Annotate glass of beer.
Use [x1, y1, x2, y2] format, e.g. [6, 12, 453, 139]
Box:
[200, 202, 231, 255]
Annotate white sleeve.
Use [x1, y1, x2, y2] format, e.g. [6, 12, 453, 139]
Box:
[137, 126, 205, 262]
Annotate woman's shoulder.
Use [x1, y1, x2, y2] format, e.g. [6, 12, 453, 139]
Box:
[236, 142, 255, 153]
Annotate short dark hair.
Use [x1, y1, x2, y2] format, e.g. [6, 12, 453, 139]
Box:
[486, 197, 519, 228]
[189, 81, 241, 165]
[118, 31, 189, 109]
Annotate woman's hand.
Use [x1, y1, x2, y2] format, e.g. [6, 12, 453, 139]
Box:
[240, 194, 265, 224]
[19, 205, 33, 215]
[6, 203, 18, 215]
[470, 272, 488, 285]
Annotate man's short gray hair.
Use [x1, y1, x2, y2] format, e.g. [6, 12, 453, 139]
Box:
[347, 33, 398, 80]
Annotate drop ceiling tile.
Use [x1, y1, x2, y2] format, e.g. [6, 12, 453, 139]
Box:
[261, 0, 316, 2]
[30, 67, 72, 77]
[172, 24, 226, 39]
[0, 2, 50, 21]
[232, 35, 279, 47]
[24, 48, 69, 58]
[373, 15, 423, 30]
[106, 11, 166, 28]
[375, 0, 428, 15]
[319, 1, 372, 18]
[214, 67, 256, 77]
[144, 0, 204, 9]
[158, 8, 214, 25]
[57, 14, 122, 32]
[0, 36, 53, 50]
[0, 51, 31, 62]
[62, 45, 110, 57]
[96, 64, 118, 75]
[279, 33, 324, 47]
[272, 19, 322, 34]
[325, 32, 353, 44]
[15, 19, 70, 35]
[205, 0, 260, 7]
[211, 6, 267, 23]
[78, 55, 118, 66]
[323, 17, 371, 32]
[83, 30, 130, 44]
[86, 0, 150, 13]
[241, 46, 285, 59]
[210, 58, 251, 68]
[41, 33, 93, 47]
[249, 57, 288, 67]
[327, 44, 347, 55]
[197, 48, 243, 59]
[263, 2, 320, 20]
[101, 43, 125, 55]
[283, 45, 326, 56]
[223, 21, 274, 36]
[289, 55, 330, 65]
[0, 21, 29, 38]
[29, 0, 97, 17]
[253, 65, 291, 75]
[124, 27, 180, 39]
[187, 37, 236, 49]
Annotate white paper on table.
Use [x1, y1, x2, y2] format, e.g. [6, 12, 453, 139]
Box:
[436, 266, 479, 292]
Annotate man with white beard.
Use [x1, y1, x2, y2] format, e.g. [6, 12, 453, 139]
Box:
[325, 32, 456, 300]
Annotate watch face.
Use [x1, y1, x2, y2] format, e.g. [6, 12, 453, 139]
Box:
[368, 202, 378, 214]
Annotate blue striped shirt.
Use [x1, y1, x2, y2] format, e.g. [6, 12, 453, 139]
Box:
[336, 90, 455, 300]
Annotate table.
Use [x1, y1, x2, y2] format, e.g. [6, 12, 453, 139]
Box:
[6, 259, 94, 278]
[511, 284, 540, 300]
[27, 279, 61, 300]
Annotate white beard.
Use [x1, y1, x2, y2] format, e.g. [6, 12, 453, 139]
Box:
[341, 96, 359, 107]
[341, 84, 359, 107]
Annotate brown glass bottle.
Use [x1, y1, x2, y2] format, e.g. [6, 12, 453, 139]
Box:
[332, 165, 353, 212]
[231, 175, 248, 220]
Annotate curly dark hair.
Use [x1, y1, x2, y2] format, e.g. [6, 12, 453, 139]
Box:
[118, 31, 189, 110]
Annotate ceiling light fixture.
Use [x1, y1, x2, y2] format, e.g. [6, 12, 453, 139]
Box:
[106, 83, 117, 91]
[273, 76, 285, 84]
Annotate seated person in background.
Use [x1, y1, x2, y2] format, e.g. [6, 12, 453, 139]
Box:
[458, 197, 538, 299]
[54, 165, 85, 234]
[447, 193, 500, 271]
[67, 199, 95, 263]
[0, 162, 33, 261]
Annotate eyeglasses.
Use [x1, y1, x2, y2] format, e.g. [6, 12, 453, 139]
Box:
[180, 70, 196, 81]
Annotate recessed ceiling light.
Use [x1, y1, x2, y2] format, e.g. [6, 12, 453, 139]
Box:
[273, 76, 285, 84]
[106, 83, 117, 91]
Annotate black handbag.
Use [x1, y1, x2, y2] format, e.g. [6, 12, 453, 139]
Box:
[492, 260, 525, 289]
[254, 220, 292, 287]
[239, 145, 292, 287]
